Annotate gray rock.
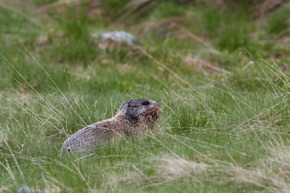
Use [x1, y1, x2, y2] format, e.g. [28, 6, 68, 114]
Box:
[17, 186, 32, 193]
[92, 31, 141, 45]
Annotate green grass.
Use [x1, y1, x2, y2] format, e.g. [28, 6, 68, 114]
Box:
[1, 0, 290, 192]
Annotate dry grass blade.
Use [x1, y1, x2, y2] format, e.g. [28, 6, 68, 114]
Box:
[255, 0, 283, 18]
[117, 0, 151, 21]
[179, 26, 221, 55]
[155, 156, 207, 181]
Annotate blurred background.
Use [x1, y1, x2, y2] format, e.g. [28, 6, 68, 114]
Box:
[1, 0, 290, 95]
[1, 0, 289, 66]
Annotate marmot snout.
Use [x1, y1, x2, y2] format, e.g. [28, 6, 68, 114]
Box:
[62, 99, 162, 153]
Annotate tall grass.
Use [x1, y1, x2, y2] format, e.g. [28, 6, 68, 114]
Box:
[1, 0, 290, 192]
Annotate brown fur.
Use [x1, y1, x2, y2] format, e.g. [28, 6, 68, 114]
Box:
[62, 99, 162, 153]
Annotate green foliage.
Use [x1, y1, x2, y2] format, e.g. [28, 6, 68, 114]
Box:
[202, 7, 258, 52]
[267, 5, 290, 34]
[100, 0, 131, 17]
[33, 0, 58, 6]
[1, 1, 290, 193]
[0, 6, 39, 45]
[149, 2, 188, 20]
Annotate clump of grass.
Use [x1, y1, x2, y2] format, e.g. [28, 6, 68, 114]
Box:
[267, 4, 290, 35]
[149, 2, 189, 20]
[0, 6, 40, 46]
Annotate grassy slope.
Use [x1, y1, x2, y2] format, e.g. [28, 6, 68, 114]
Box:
[1, 0, 290, 192]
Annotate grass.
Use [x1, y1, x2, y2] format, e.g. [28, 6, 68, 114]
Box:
[1, 0, 290, 192]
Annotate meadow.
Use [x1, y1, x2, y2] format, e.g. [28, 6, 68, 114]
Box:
[1, 0, 290, 192]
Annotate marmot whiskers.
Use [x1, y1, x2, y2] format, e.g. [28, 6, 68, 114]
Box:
[62, 99, 162, 153]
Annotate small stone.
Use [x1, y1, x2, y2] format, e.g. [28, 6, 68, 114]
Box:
[17, 186, 32, 193]
[92, 31, 141, 45]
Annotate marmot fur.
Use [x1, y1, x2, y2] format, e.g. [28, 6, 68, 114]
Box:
[62, 99, 162, 153]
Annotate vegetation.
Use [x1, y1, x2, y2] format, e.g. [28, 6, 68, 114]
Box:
[1, 0, 290, 192]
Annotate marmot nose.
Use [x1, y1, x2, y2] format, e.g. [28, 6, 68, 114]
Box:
[151, 101, 159, 107]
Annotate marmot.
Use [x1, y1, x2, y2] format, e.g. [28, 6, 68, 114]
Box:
[62, 99, 162, 153]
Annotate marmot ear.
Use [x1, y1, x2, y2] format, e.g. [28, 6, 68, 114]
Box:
[119, 101, 128, 110]
[117, 101, 129, 114]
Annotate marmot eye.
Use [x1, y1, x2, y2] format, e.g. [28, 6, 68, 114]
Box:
[142, 101, 150, 106]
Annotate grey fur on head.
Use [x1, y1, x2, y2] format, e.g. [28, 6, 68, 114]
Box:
[117, 99, 159, 124]
[62, 99, 162, 153]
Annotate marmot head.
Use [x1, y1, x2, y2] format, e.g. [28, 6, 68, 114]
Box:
[117, 99, 162, 126]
